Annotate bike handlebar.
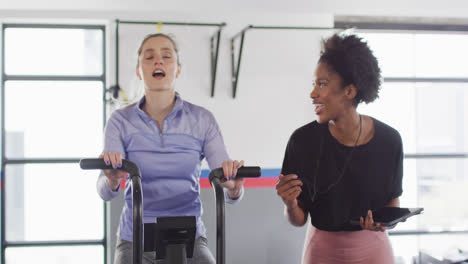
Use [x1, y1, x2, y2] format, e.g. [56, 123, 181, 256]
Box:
[208, 166, 261, 183]
[79, 158, 141, 177]
[79, 158, 143, 264]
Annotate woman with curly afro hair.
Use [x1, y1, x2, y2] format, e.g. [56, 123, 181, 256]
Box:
[276, 33, 403, 264]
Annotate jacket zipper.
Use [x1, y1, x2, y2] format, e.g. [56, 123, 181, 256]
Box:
[159, 120, 165, 148]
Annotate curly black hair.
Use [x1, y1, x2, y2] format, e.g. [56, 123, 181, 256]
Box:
[319, 33, 381, 105]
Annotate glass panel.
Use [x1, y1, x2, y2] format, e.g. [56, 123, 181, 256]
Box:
[5, 163, 104, 241]
[414, 82, 466, 153]
[359, 32, 415, 78]
[360, 32, 468, 78]
[6, 245, 103, 264]
[416, 158, 468, 231]
[389, 235, 418, 264]
[393, 158, 468, 232]
[358, 82, 468, 153]
[390, 234, 468, 264]
[415, 34, 468, 78]
[5, 81, 103, 158]
[5, 27, 103, 76]
[417, 234, 468, 262]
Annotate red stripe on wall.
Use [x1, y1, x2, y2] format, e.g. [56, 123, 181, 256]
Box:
[121, 177, 277, 190]
[200, 178, 277, 189]
[200, 178, 211, 188]
[243, 177, 278, 188]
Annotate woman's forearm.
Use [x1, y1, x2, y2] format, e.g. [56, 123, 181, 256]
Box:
[285, 202, 308, 227]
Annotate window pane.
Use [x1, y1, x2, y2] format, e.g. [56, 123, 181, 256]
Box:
[359, 32, 415, 78]
[390, 234, 468, 264]
[415, 34, 468, 78]
[389, 235, 418, 264]
[415, 158, 468, 231]
[5, 81, 103, 158]
[395, 158, 468, 232]
[360, 32, 468, 78]
[417, 234, 468, 261]
[6, 245, 103, 264]
[414, 82, 466, 153]
[5, 27, 103, 76]
[5, 164, 104, 241]
[358, 82, 468, 153]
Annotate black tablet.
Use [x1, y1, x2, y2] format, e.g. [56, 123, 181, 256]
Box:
[350, 207, 424, 227]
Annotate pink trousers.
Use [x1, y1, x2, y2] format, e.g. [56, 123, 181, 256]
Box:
[302, 226, 395, 264]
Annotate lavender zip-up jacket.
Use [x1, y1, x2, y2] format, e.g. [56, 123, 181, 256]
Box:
[96, 92, 243, 241]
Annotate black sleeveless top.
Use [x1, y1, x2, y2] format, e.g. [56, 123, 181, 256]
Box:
[281, 118, 403, 231]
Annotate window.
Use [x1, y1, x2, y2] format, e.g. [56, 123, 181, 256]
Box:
[351, 26, 468, 263]
[1, 24, 106, 264]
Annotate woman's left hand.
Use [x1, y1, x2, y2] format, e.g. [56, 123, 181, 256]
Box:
[220, 160, 245, 199]
[360, 210, 387, 232]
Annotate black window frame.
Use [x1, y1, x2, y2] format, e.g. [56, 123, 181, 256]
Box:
[0, 23, 107, 264]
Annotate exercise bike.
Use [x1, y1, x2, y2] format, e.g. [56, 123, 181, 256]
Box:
[80, 158, 261, 264]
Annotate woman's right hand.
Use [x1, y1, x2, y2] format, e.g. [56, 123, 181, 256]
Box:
[100, 152, 128, 191]
[275, 174, 303, 208]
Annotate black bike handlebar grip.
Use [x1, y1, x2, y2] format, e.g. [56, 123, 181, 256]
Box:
[208, 166, 261, 183]
[236, 166, 261, 178]
[80, 158, 111, 170]
[79, 158, 141, 177]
